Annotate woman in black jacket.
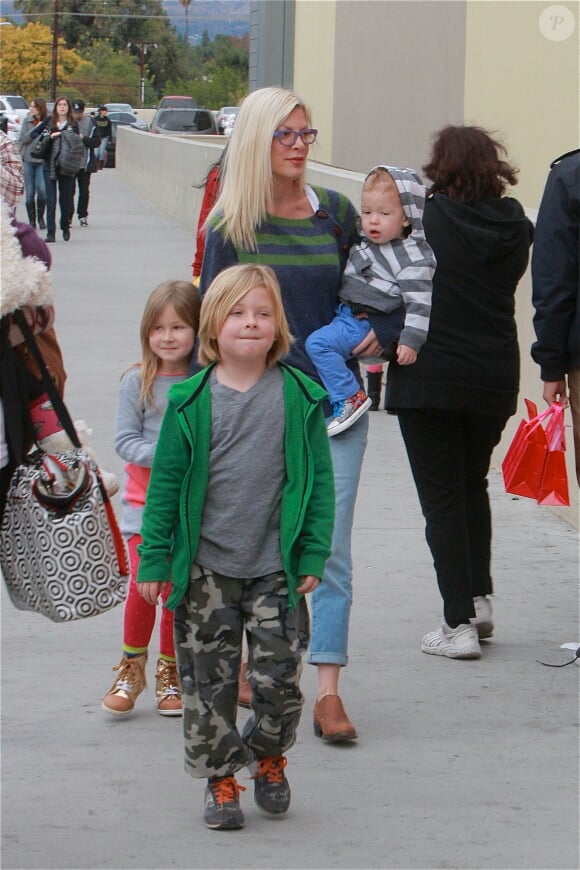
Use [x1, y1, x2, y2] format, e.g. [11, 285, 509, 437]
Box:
[35, 97, 81, 242]
[386, 125, 534, 659]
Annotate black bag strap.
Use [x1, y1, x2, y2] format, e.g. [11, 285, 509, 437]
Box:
[13, 310, 81, 449]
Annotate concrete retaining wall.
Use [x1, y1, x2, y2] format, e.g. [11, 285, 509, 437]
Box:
[117, 127, 578, 527]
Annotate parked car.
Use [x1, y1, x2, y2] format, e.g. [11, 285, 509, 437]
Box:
[104, 102, 135, 114]
[222, 113, 237, 138]
[157, 95, 197, 109]
[0, 95, 29, 142]
[216, 106, 238, 135]
[106, 109, 148, 131]
[105, 115, 147, 168]
[149, 108, 217, 136]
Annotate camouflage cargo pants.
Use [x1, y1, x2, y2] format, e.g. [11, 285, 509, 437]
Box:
[174, 564, 310, 780]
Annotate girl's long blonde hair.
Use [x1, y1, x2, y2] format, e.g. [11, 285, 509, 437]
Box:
[207, 87, 312, 251]
[136, 280, 200, 405]
[198, 264, 293, 367]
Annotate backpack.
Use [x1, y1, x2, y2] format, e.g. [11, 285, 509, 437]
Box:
[54, 128, 85, 176]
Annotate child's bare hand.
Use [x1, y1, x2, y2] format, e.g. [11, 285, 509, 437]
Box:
[396, 345, 417, 365]
[296, 575, 320, 594]
[138, 581, 166, 605]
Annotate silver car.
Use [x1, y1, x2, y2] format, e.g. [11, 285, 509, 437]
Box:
[149, 108, 217, 136]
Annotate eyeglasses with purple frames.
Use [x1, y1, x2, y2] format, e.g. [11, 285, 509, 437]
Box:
[272, 128, 318, 147]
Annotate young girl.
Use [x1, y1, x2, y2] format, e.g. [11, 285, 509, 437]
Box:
[102, 280, 200, 718]
[136, 264, 335, 831]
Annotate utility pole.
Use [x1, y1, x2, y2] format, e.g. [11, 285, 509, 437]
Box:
[50, 0, 60, 101]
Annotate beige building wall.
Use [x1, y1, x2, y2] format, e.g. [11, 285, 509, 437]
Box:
[464, 0, 580, 208]
[295, 1, 467, 174]
[293, 0, 337, 165]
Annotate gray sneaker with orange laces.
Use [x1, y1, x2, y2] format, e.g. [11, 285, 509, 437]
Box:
[248, 754, 291, 815]
[204, 776, 246, 830]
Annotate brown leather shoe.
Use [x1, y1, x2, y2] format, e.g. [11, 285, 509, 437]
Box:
[313, 694, 357, 742]
[238, 660, 251, 708]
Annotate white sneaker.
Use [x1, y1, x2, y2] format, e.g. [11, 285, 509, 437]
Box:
[422, 622, 482, 659]
[471, 596, 494, 639]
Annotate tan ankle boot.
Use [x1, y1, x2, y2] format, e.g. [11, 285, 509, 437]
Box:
[313, 695, 357, 742]
[102, 653, 147, 716]
[155, 658, 182, 716]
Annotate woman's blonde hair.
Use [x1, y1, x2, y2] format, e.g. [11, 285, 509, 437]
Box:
[136, 280, 200, 405]
[207, 87, 312, 251]
[198, 264, 293, 367]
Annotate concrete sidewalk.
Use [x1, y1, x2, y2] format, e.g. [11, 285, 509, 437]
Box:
[2, 170, 579, 870]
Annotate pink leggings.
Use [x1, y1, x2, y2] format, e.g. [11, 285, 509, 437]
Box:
[123, 534, 175, 658]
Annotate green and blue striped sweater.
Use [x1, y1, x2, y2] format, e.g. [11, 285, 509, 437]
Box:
[200, 186, 359, 385]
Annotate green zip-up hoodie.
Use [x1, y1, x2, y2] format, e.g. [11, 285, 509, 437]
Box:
[137, 362, 335, 611]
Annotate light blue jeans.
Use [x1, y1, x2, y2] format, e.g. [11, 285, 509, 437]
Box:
[308, 410, 369, 666]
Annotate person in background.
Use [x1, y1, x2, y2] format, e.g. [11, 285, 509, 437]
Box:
[191, 147, 227, 285]
[200, 87, 369, 743]
[102, 280, 200, 719]
[46, 97, 82, 242]
[137, 264, 334, 830]
[0, 139, 62, 519]
[531, 149, 580, 487]
[386, 125, 534, 659]
[18, 98, 48, 231]
[72, 99, 100, 228]
[93, 105, 112, 170]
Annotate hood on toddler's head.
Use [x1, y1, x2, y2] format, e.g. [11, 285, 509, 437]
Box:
[367, 164, 427, 237]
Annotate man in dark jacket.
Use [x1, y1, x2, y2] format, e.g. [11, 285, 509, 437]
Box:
[94, 105, 112, 170]
[531, 149, 580, 486]
[72, 100, 100, 228]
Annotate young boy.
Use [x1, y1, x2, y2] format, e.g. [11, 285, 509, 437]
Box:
[306, 165, 436, 435]
[136, 264, 334, 831]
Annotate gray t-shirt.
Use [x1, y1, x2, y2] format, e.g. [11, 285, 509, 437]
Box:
[195, 366, 285, 578]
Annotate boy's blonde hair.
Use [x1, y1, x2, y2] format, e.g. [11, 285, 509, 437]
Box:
[138, 280, 200, 404]
[207, 87, 312, 251]
[198, 264, 293, 367]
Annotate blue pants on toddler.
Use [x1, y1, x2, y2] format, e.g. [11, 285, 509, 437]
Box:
[305, 304, 370, 404]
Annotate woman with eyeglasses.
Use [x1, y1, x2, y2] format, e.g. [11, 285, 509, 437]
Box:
[200, 86, 367, 743]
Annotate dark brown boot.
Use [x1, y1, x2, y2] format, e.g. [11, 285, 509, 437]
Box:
[313, 694, 357, 742]
[367, 371, 383, 410]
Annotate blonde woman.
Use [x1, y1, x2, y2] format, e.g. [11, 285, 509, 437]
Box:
[200, 87, 374, 743]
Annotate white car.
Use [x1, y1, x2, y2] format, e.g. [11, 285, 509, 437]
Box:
[104, 102, 134, 114]
[222, 113, 237, 137]
[0, 95, 29, 142]
[216, 106, 238, 135]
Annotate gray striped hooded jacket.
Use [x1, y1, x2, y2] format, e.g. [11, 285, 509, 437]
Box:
[340, 165, 436, 352]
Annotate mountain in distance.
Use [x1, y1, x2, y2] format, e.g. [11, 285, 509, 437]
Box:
[163, 1, 250, 42]
[0, 1, 251, 41]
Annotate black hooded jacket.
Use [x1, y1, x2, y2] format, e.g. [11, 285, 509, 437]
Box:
[386, 193, 534, 418]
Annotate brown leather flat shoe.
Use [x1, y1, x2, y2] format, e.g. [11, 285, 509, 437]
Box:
[313, 694, 357, 742]
[238, 660, 251, 708]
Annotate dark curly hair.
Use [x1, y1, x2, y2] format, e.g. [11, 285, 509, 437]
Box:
[423, 125, 519, 203]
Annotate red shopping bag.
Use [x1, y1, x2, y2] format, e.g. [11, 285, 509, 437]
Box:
[537, 403, 570, 506]
[502, 400, 549, 499]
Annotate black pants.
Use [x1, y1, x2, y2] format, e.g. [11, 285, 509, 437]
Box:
[397, 408, 509, 627]
[48, 173, 75, 233]
[74, 169, 91, 219]
[43, 164, 56, 236]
